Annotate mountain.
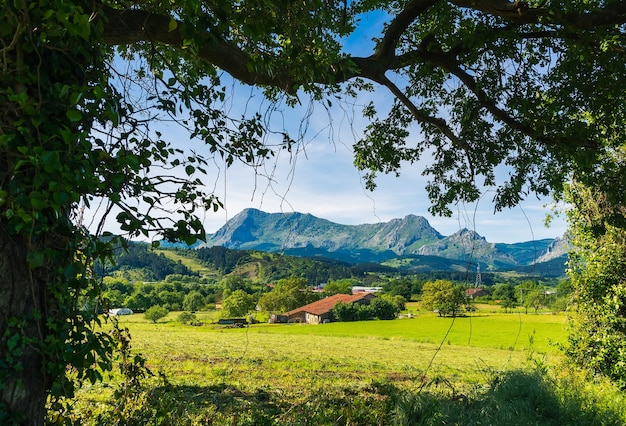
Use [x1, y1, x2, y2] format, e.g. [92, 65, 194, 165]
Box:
[199, 208, 568, 273]
[205, 208, 442, 255]
[415, 228, 517, 269]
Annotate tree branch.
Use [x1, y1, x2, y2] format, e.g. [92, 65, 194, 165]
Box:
[100, 5, 296, 92]
[375, 0, 437, 61]
[375, 74, 475, 176]
[449, 0, 626, 28]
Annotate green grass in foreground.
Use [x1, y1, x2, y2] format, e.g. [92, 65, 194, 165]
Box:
[62, 312, 626, 425]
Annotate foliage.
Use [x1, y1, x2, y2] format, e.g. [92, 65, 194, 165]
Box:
[1, 1, 121, 420]
[332, 297, 401, 321]
[384, 278, 423, 301]
[177, 311, 197, 325]
[196, 246, 254, 274]
[218, 276, 256, 296]
[4, 0, 626, 419]
[500, 298, 517, 313]
[332, 301, 366, 322]
[420, 280, 470, 317]
[258, 277, 318, 313]
[565, 183, 626, 389]
[144, 306, 169, 323]
[221, 289, 257, 318]
[182, 291, 205, 312]
[491, 283, 516, 302]
[323, 278, 357, 295]
[370, 297, 401, 320]
[101, 242, 194, 281]
[523, 289, 547, 314]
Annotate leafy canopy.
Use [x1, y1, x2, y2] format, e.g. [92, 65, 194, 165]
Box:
[3, 0, 626, 420]
[96, 0, 626, 219]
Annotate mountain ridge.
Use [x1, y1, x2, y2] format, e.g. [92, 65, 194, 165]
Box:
[198, 208, 569, 273]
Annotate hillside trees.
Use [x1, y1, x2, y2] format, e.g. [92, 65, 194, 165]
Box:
[3, 0, 626, 421]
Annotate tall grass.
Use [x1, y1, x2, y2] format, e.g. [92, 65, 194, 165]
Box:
[63, 312, 626, 425]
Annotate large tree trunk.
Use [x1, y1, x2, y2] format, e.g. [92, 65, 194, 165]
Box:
[0, 228, 49, 424]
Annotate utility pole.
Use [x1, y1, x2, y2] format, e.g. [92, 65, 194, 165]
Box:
[475, 263, 482, 288]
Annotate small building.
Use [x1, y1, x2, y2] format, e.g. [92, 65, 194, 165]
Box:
[465, 288, 487, 300]
[269, 314, 289, 324]
[108, 307, 133, 316]
[285, 293, 375, 324]
[351, 286, 383, 294]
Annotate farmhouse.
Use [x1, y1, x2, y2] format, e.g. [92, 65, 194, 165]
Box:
[465, 288, 487, 300]
[285, 292, 375, 324]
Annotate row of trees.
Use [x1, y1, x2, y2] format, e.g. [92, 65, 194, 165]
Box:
[113, 271, 568, 322]
[418, 279, 574, 317]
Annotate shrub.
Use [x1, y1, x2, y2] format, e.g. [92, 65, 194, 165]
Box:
[177, 311, 197, 325]
[144, 305, 169, 323]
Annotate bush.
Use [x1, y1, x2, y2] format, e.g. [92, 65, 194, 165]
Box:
[144, 305, 169, 323]
[177, 311, 197, 325]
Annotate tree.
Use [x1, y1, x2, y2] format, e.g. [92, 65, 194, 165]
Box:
[332, 301, 362, 322]
[144, 305, 169, 323]
[183, 291, 205, 313]
[524, 289, 546, 314]
[221, 290, 256, 318]
[323, 279, 356, 296]
[258, 277, 317, 313]
[4, 0, 626, 421]
[492, 284, 516, 303]
[370, 297, 401, 320]
[565, 183, 626, 389]
[421, 280, 470, 317]
[177, 311, 197, 325]
[500, 297, 517, 313]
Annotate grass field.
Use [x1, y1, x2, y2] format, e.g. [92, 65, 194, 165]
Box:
[66, 310, 626, 425]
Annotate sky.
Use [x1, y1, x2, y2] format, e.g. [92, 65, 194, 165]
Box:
[192, 11, 568, 244]
[89, 10, 569, 245]
[153, 82, 568, 245]
[194, 131, 567, 244]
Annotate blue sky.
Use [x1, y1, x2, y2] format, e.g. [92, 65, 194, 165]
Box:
[163, 81, 567, 244]
[195, 127, 567, 244]
[90, 10, 568, 245]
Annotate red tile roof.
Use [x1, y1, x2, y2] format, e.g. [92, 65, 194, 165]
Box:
[286, 293, 373, 316]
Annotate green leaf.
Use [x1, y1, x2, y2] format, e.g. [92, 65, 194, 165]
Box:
[168, 18, 178, 32]
[27, 251, 44, 268]
[66, 109, 83, 122]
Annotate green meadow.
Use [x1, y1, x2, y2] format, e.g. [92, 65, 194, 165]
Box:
[115, 312, 563, 386]
[68, 310, 626, 425]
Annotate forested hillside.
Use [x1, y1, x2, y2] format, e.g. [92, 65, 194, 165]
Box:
[100, 242, 194, 281]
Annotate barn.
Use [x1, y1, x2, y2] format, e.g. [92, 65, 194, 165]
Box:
[285, 293, 375, 324]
